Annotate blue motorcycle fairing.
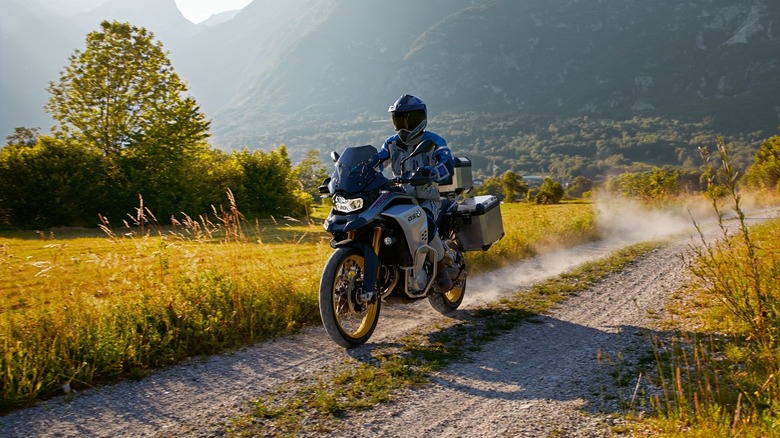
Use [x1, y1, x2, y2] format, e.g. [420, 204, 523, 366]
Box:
[324, 188, 417, 235]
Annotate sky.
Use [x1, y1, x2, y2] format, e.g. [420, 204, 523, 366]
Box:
[173, 0, 253, 24]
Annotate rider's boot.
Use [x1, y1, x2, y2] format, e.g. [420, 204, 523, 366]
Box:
[436, 259, 453, 292]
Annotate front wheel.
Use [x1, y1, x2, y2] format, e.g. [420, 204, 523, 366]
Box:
[319, 247, 381, 348]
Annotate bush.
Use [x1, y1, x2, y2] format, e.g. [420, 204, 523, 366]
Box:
[534, 178, 564, 204]
[0, 136, 110, 228]
[743, 135, 780, 192]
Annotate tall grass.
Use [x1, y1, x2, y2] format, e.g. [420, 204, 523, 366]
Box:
[641, 139, 780, 435]
[0, 197, 327, 412]
[0, 199, 596, 412]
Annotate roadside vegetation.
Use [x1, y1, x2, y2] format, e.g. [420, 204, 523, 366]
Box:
[633, 140, 780, 436]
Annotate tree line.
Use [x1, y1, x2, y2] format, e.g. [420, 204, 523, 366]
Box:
[0, 128, 326, 229]
[256, 111, 767, 183]
[0, 21, 326, 229]
[474, 132, 780, 204]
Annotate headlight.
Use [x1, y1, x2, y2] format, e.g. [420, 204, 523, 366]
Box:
[333, 195, 364, 213]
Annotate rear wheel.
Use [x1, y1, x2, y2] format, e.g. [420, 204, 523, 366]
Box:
[428, 275, 466, 314]
[319, 247, 381, 348]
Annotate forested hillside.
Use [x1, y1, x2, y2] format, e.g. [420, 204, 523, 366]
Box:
[205, 0, 779, 165]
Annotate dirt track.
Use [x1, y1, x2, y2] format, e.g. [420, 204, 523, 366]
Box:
[1, 204, 775, 437]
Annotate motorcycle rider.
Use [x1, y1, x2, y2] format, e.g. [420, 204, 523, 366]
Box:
[371, 94, 455, 292]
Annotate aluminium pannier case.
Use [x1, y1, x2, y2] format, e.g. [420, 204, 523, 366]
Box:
[438, 157, 472, 195]
[454, 195, 504, 251]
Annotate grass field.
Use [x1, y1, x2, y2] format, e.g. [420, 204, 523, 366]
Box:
[0, 200, 597, 411]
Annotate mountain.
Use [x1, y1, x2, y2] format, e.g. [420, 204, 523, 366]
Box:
[200, 10, 241, 27]
[0, 0, 198, 134]
[0, 0, 84, 134]
[208, 0, 477, 143]
[167, 0, 316, 121]
[207, 0, 779, 148]
[20, 0, 109, 17]
[1, 0, 778, 164]
[73, 0, 198, 43]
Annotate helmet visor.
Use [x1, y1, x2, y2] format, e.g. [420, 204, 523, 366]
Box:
[392, 110, 426, 132]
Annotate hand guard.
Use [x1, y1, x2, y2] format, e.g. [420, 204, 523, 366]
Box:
[431, 162, 451, 182]
[363, 154, 383, 170]
[417, 166, 434, 178]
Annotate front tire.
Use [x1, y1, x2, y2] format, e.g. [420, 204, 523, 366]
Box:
[319, 247, 381, 348]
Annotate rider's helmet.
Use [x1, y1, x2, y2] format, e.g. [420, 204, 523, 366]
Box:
[389, 94, 427, 147]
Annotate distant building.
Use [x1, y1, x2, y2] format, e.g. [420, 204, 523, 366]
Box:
[522, 176, 545, 188]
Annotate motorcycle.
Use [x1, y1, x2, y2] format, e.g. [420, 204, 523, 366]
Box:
[317, 141, 503, 348]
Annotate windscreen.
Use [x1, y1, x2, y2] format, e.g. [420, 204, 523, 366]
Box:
[330, 145, 382, 195]
[336, 145, 377, 168]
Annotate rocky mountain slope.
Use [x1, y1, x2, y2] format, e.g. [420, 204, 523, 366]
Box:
[2, 0, 778, 153]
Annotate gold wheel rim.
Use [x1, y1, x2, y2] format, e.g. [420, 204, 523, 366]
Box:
[333, 254, 378, 339]
[444, 280, 464, 303]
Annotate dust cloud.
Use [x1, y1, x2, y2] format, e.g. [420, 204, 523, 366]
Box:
[593, 197, 699, 242]
[464, 197, 710, 306]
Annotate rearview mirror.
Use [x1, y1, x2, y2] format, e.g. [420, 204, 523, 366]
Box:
[318, 177, 331, 194]
[330, 151, 340, 163]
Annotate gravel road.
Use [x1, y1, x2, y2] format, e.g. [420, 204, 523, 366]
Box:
[2, 203, 775, 437]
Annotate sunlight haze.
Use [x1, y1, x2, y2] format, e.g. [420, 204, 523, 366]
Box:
[173, 0, 253, 23]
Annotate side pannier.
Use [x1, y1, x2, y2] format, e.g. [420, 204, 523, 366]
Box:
[454, 195, 504, 251]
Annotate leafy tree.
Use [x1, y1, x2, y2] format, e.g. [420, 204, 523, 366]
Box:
[295, 150, 329, 203]
[609, 167, 680, 201]
[46, 21, 210, 156]
[501, 171, 526, 202]
[534, 177, 564, 204]
[5, 127, 40, 147]
[565, 175, 593, 198]
[118, 102, 212, 218]
[475, 175, 504, 199]
[645, 167, 680, 199]
[744, 135, 780, 192]
[191, 148, 245, 210]
[44, 20, 212, 221]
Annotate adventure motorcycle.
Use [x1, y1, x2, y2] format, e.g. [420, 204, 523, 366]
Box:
[317, 141, 504, 348]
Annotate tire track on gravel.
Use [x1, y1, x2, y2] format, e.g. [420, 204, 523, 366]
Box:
[330, 243, 689, 438]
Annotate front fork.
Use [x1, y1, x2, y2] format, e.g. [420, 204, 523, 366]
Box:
[349, 228, 382, 303]
[348, 228, 382, 254]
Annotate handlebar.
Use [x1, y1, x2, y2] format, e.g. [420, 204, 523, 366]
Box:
[391, 172, 435, 187]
